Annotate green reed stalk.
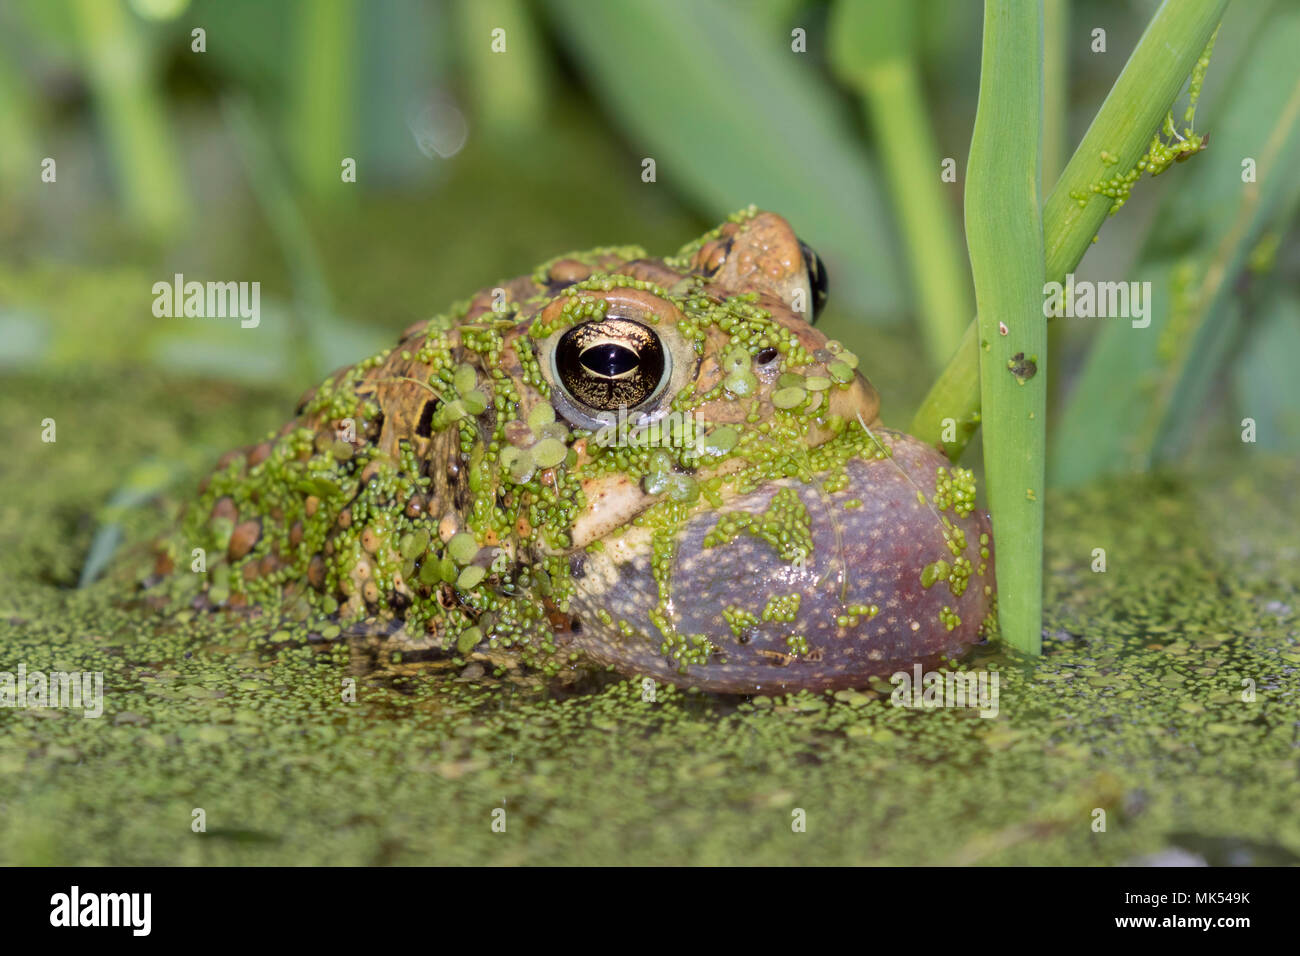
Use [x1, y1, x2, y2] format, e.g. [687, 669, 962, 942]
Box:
[223, 97, 330, 384]
[1043, 0, 1069, 422]
[1041, 0, 1070, 187]
[70, 0, 187, 238]
[910, 0, 1230, 459]
[0, 56, 37, 199]
[290, 0, 357, 199]
[457, 0, 549, 139]
[966, 1, 1045, 656]
[829, 0, 972, 368]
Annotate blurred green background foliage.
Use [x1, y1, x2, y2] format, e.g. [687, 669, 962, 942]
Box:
[1, 0, 1296, 483]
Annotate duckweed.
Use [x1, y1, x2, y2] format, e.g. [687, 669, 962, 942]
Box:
[1, 369, 1298, 866]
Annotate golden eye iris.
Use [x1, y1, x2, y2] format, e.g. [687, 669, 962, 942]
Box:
[555, 319, 665, 411]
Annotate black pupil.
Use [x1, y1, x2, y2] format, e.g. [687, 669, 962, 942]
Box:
[555, 319, 666, 412]
[798, 239, 829, 322]
[580, 343, 639, 377]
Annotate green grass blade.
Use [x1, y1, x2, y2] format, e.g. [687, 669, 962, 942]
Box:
[828, 0, 973, 368]
[1043, 0, 1069, 421]
[79, 459, 186, 588]
[289, 0, 357, 199]
[1041, 0, 1070, 186]
[454, 0, 549, 140]
[910, 0, 1230, 459]
[69, 0, 188, 238]
[222, 97, 385, 383]
[0, 54, 38, 199]
[966, 1, 1045, 656]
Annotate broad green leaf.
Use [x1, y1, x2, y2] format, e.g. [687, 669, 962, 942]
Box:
[544, 0, 902, 318]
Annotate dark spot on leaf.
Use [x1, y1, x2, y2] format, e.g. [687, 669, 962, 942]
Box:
[1008, 352, 1038, 383]
[415, 399, 439, 438]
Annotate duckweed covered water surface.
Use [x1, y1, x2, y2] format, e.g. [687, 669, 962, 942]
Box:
[1, 368, 1297, 865]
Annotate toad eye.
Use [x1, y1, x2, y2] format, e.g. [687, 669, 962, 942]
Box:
[798, 240, 829, 323]
[554, 318, 667, 412]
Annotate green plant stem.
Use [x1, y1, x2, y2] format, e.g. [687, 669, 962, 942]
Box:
[457, 0, 549, 140]
[966, 0, 1045, 656]
[224, 97, 330, 384]
[290, 0, 356, 199]
[70, 0, 187, 238]
[910, 0, 1230, 458]
[829, 0, 972, 368]
[0, 55, 37, 198]
[1041, 0, 1070, 186]
[1043, 0, 1069, 422]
